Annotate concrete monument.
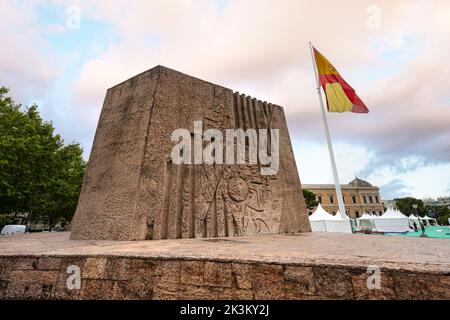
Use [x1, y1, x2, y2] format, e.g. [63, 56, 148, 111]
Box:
[70, 66, 310, 240]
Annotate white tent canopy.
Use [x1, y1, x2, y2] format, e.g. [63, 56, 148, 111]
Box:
[409, 214, 422, 227]
[309, 204, 336, 221]
[409, 214, 439, 227]
[373, 208, 410, 233]
[426, 215, 439, 226]
[325, 210, 352, 233]
[336, 210, 350, 220]
[357, 212, 376, 229]
[420, 215, 438, 226]
[309, 204, 352, 233]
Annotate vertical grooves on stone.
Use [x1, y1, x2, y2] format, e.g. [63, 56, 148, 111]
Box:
[240, 94, 248, 130]
[188, 155, 196, 238]
[255, 100, 262, 130]
[212, 194, 218, 237]
[202, 218, 207, 238]
[222, 195, 229, 237]
[262, 101, 269, 121]
[233, 92, 240, 129]
[252, 98, 259, 131]
[261, 102, 272, 153]
[175, 164, 184, 239]
[247, 96, 256, 129]
[161, 159, 172, 239]
[232, 216, 239, 236]
[267, 103, 274, 153]
[268, 103, 275, 121]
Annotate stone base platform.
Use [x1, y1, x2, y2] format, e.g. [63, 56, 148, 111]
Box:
[0, 232, 449, 300]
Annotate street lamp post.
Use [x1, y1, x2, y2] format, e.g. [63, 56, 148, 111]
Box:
[413, 204, 427, 237]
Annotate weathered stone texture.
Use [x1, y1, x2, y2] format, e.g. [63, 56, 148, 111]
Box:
[153, 260, 181, 299]
[180, 260, 204, 286]
[37, 257, 62, 271]
[232, 263, 253, 290]
[5, 270, 59, 299]
[313, 267, 354, 299]
[0, 256, 449, 300]
[351, 270, 397, 300]
[284, 266, 316, 299]
[252, 264, 285, 300]
[393, 273, 450, 300]
[70, 66, 310, 241]
[204, 262, 232, 287]
[80, 279, 116, 300]
[83, 258, 108, 279]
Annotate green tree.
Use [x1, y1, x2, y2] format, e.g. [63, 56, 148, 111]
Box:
[395, 197, 426, 216]
[427, 205, 450, 226]
[303, 189, 318, 210]
[0, 214, 12, 230]
[0, 87, 86, 228]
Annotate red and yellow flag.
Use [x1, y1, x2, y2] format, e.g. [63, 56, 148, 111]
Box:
[313, 47, 369, 113]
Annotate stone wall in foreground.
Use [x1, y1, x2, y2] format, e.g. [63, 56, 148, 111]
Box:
[1, 256, 449, 300]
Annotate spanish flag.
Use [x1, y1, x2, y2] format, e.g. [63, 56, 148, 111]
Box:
[313, 47, 369, 113]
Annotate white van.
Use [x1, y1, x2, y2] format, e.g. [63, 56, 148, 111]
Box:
[1, 225, 26, 236]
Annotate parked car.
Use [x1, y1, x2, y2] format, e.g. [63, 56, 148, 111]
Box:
[1, 225, 27, 236]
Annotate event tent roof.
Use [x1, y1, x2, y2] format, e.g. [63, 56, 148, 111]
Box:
[358, 213, 375, 220]
[408, 214, 435, 221]
[381, 208, 409, 219]
[335, 210, 350, 220]
[309, 204, 336, 221]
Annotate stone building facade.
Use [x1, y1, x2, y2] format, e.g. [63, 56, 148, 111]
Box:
[303, 178, 384, 218]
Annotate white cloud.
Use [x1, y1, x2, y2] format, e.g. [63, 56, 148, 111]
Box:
[294, 141, 375, 185]
[367, 162, 450, 199]
[0, 0, 62, 101]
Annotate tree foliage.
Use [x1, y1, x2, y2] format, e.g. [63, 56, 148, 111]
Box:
[394, 197, 450, 226]
[394, 197, 426, 216]
[303, 189, 318, 210]
[0, 87, 86, 227]
[0, 214, 11, 229]
[426, 205, 450, 226]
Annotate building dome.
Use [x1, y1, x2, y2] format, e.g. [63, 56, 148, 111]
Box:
[348, 177, 373, 187]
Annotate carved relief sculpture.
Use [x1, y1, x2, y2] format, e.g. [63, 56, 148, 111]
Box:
[70, 66, 311, 240]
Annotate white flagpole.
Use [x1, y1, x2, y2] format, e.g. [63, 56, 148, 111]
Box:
[309, 41, 347, 221]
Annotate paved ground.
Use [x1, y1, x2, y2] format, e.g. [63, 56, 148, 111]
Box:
[0, 232, 449, 273]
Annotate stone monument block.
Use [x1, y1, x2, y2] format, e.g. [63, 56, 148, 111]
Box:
[70, 66, 311, 240]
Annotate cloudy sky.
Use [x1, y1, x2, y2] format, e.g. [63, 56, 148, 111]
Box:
[1, 0, 449, 200]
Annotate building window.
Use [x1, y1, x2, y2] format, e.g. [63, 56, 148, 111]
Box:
[372, 211, 376, 215]
[363, 196, 367, 203]
[379, 211, 382, 216]
[369, 196, 373, 203]
[355, 211, 360, 218]
[352, 196, 356, 204]
[329, 196, 334, 204]
[317, 196, 322, 204]
[375, 196, 379, 203]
